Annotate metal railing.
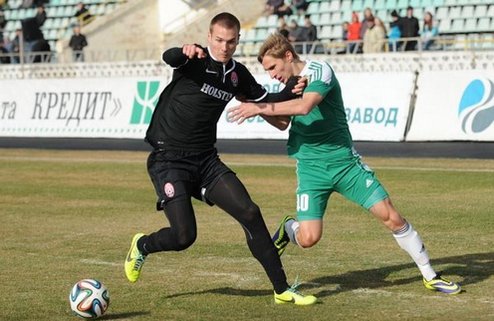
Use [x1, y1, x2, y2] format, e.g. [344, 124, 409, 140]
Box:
[1, 35, 494, 70]
[236, 35, 494, 57]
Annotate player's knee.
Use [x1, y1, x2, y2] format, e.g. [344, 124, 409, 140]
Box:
[297, 234, 319, 248]
[372, 199, 405, 231]
[383, 209, 405, 231]
[173, 229, 196, 251]
[241, 202, 262, 224]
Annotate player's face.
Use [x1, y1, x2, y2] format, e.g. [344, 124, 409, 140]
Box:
[261, 53, 294, 84]
[207, 24, 239, 63]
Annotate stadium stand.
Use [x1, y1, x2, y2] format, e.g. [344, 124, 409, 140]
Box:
[1, 0, 127, 52]
[237, 0, 494, 56]
[0, 0, 493, 68]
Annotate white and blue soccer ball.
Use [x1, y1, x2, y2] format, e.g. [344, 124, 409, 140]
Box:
[69, 279, 110, 319]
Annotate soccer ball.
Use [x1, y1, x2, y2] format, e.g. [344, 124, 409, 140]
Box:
[69, 279, 110, 319]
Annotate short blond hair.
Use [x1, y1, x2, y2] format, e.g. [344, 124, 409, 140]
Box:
[257, 33, 299, 63]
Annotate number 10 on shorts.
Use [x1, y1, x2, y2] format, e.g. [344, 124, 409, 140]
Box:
[297, 193, 309, 212]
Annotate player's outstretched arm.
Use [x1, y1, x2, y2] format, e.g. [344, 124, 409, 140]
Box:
[228, 92, 323, 124]
[162, 44, 207, 68]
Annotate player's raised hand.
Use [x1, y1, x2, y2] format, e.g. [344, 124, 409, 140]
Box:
[227, 103, 260, 124]
[182, 44, 207, 59]
[292, 76, 308, 95]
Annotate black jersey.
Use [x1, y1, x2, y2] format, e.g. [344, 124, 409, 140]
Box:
[146, 47, 268, 151]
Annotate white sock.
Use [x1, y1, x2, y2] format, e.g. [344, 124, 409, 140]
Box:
[393, 222, 437, 281]
[285, 219, 300, 246]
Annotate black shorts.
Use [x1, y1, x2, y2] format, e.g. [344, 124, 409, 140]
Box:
[147, 148, 233, 210]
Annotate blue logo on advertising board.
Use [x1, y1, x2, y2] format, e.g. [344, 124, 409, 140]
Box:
[458, 78, 494, 134]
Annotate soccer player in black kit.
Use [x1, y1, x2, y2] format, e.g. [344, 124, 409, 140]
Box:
[124, 12, 316, 305]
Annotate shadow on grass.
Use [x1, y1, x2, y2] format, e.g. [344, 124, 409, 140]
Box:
[164, 251, 493, 299]
[99, 311, 150, 320]
[164, 287, 272, 299]
[310, 251, 494, 298]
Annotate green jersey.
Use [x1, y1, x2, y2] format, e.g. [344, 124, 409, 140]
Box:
[287, 60, 353, 160]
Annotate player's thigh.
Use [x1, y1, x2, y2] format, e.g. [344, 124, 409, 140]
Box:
[296, 160, 333, 221]
[334, 159, 389, 210]
[147, 151, 194, 208]
[207, 172, 254, 214]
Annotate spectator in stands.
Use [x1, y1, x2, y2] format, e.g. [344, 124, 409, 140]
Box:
[342, 21, 349, 41]
[363, 16, 385, 53]
[0, 5, 5, 43]
[401, 6, 419, 51]
[376, 17, 386, 38]
[302, 14, 317, 42]
[359, 7, 374, 41]
[265, 0, 292, 17]
[34, 4, 47, 27]
[21, 0, 47, 8]
[338, 21, 349, 54]
[276, 1, 293, 17]
[277, 16, 289, 38]
[296, 14, 317, 54]
[8, 28, 21, 63]
[421, 11, 438, 51]
[265, 0, 282, 15]
[0, 38, 10, 64]
[31, 36, 50, 63]
[21, 0, 33, 8]
[287, 18, 305, 53]
[292, 0, 309, 16]
[279, 28, 289, 39]
[74, 2, 93, 26]
[34, 0, 48, 7]
[347, 12, 361, 53]
[388, 10, 402, 52]
[69, 25, 88, 62]
[377, 17, 388, 51]
[21, 5, 46, 62]
[288, 19, 306, 42]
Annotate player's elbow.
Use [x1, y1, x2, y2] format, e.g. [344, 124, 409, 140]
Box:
[162, 47, 187, 67]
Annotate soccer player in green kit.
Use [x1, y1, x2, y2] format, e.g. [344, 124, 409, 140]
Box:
[227, 33, 461, 295]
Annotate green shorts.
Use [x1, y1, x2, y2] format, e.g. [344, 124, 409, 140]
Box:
[295, 156, 388, 221]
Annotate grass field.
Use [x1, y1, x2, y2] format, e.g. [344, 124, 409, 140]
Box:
[1, 148, 493, 321]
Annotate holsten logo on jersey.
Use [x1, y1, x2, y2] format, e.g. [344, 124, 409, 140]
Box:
[458, 78, 494, 134]
[130, 81, 161, 125]
[200, 83, 233, 102]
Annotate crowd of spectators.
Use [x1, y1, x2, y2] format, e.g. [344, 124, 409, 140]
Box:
[340, 5, 436, 53]
[265, 0, 441, 54]
[0, 0, 456, 64]
[265, 0, 309, 18]
[0, 0, 92, 64]
[276, 13, 318, 44]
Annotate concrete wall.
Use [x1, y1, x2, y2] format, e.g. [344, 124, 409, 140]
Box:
[60, 0, 162, 61]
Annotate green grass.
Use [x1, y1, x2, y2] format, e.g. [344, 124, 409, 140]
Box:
[1, 149, 493, 321]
